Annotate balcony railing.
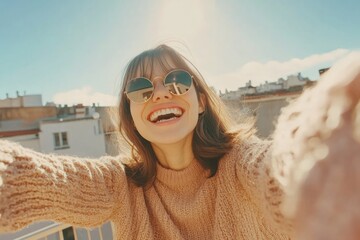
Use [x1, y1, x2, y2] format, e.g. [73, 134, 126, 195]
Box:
[13, 222, 113, 240]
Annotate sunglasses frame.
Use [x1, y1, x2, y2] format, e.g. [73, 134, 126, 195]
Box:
[125, 69, 194, 103]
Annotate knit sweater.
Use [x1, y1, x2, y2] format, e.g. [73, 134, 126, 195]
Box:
[0, 137, 291, 239]
[1, 53, 359, 239]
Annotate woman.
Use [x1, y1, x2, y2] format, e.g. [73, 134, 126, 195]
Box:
[0, 45, 359, 239]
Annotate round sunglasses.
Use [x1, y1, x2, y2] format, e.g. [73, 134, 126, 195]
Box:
[125, 69, 194, 103]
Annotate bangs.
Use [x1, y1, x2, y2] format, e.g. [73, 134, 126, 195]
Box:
[124, 46, 192, 83]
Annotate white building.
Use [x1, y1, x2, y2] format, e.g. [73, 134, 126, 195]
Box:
[1, 129, 41, 151]
[220, 73, 311, 100]
[238, 80, 257, 95]
[1, 103, 106, 158]
[220, 89, 242, 100]
[220, 81, 257, 100]
[39, 116, 106, 158]
[256, 81, 283, 93]
[0, 106, 110, 240]
[0, 118, 42, 151]
[0, 93, 43, 107]
[1, 116, 106, 158]
[283, 73, 307, 89]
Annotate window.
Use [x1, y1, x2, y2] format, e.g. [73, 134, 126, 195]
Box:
[54, 132, 69, 149]
[62, 226, 75, 240]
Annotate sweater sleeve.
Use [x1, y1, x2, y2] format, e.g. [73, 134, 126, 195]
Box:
[270, 53, 360, 239]
[236, 53, 360, 239]
[0, 140, 127, 232]
[234, 136, 293, 234]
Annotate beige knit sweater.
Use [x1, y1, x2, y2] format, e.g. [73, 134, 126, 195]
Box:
[0, 53, 359, 239]
[0, 137, 292, 240]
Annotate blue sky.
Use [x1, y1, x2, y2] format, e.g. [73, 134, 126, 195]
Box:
[0, 0, 359, 106]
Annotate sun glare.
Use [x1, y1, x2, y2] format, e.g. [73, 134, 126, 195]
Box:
[155, 0, 214, 41]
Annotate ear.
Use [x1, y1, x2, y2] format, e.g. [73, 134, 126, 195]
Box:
[198, 93, 206, 114]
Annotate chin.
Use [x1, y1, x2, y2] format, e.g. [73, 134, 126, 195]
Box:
[147, 131, 194, 145]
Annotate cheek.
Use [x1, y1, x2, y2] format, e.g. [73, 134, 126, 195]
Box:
[188, 91, 202, 114]
[130, 103, 144, 127]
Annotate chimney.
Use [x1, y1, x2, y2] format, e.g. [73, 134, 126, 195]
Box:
[75, 104, 86, 118]
[6, 93, 9, 98]
[16, 91, 20, 97]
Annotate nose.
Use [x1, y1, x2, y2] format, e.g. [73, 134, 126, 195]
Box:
[152, 80, 172, 102]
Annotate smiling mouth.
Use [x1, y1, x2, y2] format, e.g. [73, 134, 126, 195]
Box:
[148, 107, 183, 123]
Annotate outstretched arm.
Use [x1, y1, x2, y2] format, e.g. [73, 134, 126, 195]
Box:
[272, 52, 360, 239]
[0, 140, 127, 232]
[235, 52, 360, 239]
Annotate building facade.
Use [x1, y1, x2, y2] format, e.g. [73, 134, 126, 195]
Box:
[220, 73, 312, 100]
[0, 93, 43, 108]
[39, 117, 106, 158]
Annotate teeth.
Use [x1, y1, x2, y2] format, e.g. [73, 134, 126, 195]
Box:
[158, 117, 177, 123]
[149, 108, 182, 122]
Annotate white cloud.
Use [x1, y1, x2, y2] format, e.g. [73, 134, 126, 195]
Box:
[209, 48, 351, 92]
[53, 86, 118, 106]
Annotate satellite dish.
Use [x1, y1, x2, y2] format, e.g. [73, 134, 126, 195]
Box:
[92, 112, 100, 119]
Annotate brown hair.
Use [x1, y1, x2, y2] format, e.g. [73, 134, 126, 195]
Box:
[118, 44, 253, 187]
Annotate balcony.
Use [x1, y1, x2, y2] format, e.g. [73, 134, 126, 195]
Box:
[0, 222, 113, 240]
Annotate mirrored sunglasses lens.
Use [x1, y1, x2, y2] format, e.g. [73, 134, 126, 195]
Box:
[164, 71, 192, 95]
[126, 78, 154, 102]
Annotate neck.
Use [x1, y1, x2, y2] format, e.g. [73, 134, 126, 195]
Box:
[151, 136, 194, 170]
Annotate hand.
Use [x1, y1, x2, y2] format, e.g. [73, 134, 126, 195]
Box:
[293, 53, 360, 240]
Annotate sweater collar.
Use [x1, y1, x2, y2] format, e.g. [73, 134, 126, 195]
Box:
[155, 159, 208, 190]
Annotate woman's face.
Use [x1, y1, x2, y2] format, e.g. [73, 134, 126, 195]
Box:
[129, 58, 204, 146]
